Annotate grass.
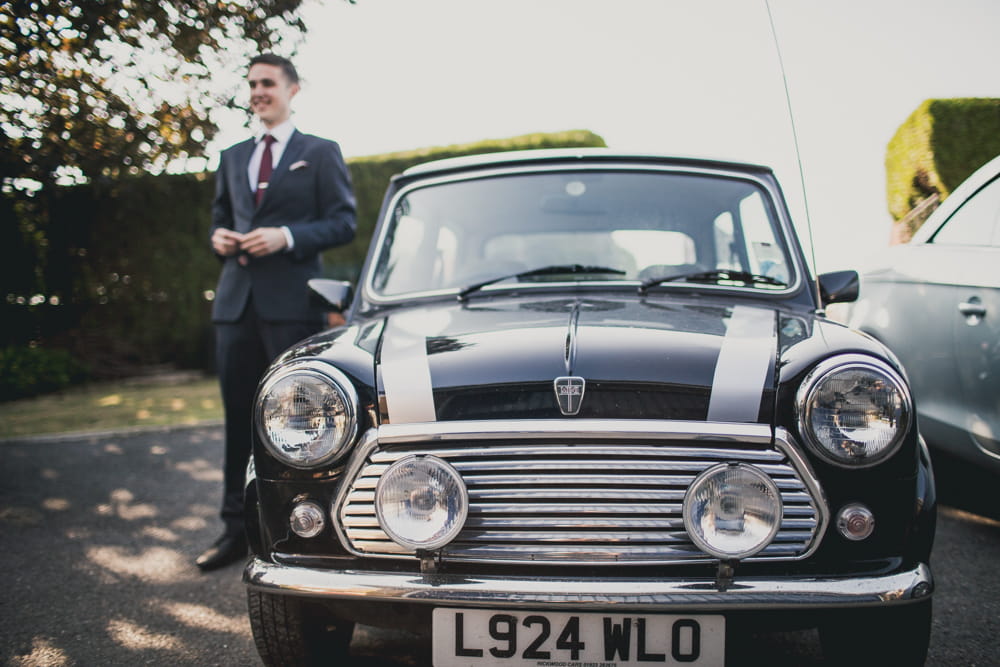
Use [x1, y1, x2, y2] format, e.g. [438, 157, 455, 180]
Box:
[0, 373, 223, 439]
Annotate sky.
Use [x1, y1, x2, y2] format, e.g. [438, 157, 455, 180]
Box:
[209, 0, 1000, 275]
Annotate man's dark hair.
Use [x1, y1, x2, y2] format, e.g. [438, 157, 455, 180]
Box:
[249, 54, 299, 84]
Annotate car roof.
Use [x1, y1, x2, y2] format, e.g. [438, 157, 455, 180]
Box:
[911, 152, 1000, 244]
[399, 148, 775, 180]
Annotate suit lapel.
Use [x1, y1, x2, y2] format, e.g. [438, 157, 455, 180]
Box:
[232, 138, 256, 231]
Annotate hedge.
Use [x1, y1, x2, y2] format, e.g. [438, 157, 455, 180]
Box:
[1, 129, 606, 395]
[886, 98, 1000, 225]
[0, 345, 89, 402]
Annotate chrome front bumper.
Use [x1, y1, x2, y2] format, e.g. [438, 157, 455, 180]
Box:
[245, 558, 932, 611]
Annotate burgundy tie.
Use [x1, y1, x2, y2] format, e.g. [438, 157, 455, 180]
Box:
[255, 134, 276, 206]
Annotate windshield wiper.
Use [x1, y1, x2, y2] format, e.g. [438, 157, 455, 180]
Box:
[458, 264, 625, 301]
[638, 269, 787, 295]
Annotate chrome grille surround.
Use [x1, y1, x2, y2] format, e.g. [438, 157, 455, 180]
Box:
[333, 420, 828, 565]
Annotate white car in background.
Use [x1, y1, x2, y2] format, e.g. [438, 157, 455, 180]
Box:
[850, 154, 1000, 472]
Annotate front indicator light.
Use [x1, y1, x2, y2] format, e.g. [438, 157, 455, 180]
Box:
[836, 503, 875, 541]
[289, 501, 326, 538]
[375, 455, 468, 551]
[683, 463, 782, 560]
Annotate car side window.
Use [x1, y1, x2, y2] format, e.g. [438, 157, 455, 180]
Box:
[931, 176, 1000, 247]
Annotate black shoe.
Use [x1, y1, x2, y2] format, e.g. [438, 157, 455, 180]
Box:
[196, 532, 248, 571]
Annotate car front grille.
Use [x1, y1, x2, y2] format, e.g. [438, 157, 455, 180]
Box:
[336, 423, 825, 565]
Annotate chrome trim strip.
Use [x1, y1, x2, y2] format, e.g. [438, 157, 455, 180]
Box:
[375, 419, 776, 445]
[564, 301, 580, 375]
[245, 558, 933, 611]
[772, 427, 829, 556]
[363, 163, 805, 306]
[372, 445, 785, 463]
[331, 428, 384, 552]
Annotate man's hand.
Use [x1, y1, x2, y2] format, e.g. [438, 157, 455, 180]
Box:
[240, 227, 288, 257]
[212, 228, 245, 256]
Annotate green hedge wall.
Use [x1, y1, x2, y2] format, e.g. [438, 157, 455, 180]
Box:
[1, 129, 606, 387]
[886, 98, 1000, 222]
[1, 172, 222, 378]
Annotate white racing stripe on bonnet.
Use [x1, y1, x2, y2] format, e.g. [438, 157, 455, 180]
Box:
[380, 314, 438, 423]
[707, 305, 775, 423]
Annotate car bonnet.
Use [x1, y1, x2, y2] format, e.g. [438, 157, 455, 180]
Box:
[374, 295, 778, 425]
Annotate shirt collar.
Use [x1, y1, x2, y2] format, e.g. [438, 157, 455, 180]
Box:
[255, 119, 296, 145]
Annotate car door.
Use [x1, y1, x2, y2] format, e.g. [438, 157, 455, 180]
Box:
[852, 244, 965, 456]
[929, 173, 1000, 461]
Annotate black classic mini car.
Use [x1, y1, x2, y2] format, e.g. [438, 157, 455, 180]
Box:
[243, 150, 936, 666]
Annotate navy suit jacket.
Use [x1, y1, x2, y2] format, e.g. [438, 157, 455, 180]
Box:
[210, 130, 356, 323]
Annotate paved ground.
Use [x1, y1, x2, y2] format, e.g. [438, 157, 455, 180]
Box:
[1, 426, 255, 665]
[0, 426, 438, 666]
[0, 425, 997, 666]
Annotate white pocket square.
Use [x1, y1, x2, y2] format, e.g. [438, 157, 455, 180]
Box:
[289, 160, 309, 171]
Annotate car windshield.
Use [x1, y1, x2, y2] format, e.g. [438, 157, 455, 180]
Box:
[370, 168, 793, 298]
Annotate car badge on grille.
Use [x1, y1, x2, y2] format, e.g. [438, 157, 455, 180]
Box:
[553, 376, 586, 416]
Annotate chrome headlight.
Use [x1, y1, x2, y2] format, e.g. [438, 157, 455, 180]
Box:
[375, 455, 468, 551]
[797, 355, 911, 467]
[256, 361, 358, 468]
[683, 463, 782, 560]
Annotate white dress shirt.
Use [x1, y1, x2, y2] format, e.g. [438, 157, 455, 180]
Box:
[247, 119, 296, 250]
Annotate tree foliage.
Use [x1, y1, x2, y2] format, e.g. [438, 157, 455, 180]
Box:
[1, 0, 308, 189]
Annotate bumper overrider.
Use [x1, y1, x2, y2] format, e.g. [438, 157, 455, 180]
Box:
[244, 559, 932, 610]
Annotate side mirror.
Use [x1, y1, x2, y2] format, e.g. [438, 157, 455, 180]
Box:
[308, 279, 354, 313]
[817, 270, 859, 306]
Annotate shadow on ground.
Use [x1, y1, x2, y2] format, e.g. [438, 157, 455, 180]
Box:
[0, 427, 257, 665]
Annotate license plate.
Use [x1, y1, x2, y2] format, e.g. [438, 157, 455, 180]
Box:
[433, 608, 724, 667]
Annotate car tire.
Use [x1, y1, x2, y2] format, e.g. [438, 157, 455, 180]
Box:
[819, 598, 931, 666]
[247, 589, 354, 667]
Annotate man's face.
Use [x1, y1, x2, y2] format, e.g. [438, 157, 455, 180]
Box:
[248, 63, 299, 128]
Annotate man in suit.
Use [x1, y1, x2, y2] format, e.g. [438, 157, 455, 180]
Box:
[197, 53, 356, 570]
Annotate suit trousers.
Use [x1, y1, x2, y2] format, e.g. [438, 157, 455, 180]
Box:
[215, 296, 321, 534]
